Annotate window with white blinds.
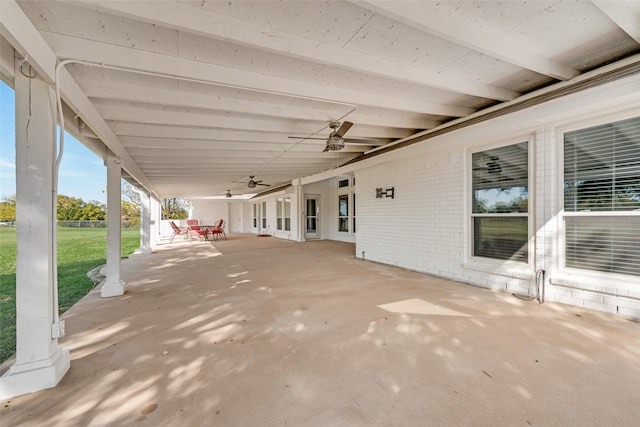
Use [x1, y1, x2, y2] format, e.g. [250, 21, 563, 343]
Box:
[563, 116, 640, 276]
[471, 142, 529, 262]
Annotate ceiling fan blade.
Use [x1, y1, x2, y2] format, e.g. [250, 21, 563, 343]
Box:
[256, 183, 271, 186]
[288, 136, 327, 140]
[334, 121, 353, 138]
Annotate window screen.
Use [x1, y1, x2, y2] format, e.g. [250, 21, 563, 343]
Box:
[471, 142, 529, 261]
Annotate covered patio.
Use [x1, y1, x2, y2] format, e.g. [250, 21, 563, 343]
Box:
[2, 235, 639, 426]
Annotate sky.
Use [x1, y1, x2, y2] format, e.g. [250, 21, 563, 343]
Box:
[1, 81, 107, 204]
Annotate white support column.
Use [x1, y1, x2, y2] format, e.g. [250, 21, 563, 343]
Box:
[101, 150, 125, 297]
[138, 190, 152, 254]
[0, 60, 70, 399]
[293, 179, 305, 242]
[151, 197, 162, 244]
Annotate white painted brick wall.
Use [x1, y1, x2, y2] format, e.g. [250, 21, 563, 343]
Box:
[618, 307, 640, 319]
[191, 200, 230, 229]
[354, 112, 640, 320]
[356, 151, 467, 279]
[583, 299, 618, 315]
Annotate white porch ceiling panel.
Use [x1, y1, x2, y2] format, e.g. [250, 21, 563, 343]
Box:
[8, 0, 640, 198]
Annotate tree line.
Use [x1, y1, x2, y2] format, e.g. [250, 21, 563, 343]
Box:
[0, 183, 189, 222]
[0, 194, 141, 224]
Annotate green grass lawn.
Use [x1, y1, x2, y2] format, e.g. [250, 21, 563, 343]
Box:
[0, 227, 140, 364]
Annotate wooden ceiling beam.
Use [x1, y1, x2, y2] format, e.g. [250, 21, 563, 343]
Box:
[43, 32, 474, 117]
[66, 0, 517, 101]
[356, 0, 580, 81]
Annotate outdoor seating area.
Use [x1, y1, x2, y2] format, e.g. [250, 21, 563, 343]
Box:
[1, 235, 638, 426]
[169, 219, 227, 242]
[206, 219, 227, 241]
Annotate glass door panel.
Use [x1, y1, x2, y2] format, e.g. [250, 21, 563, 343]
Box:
[305, 196, 319, 238]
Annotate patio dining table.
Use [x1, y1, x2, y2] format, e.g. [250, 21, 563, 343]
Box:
[189, 225, 225, 241]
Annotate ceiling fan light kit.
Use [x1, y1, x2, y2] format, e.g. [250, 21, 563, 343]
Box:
[323, 121, 352, 152]
[324, 135, 346, 152]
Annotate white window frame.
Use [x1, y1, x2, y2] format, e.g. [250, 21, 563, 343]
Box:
[558, 113, 640, 282]
[338, 194, 349, 233]
[276, 197, 283, 231]
[252, 203, 258, 229]
[284, 196, 291, 231]
[337, 176, 356, 234]
[352, 192, 356, 234]
[276, 196, 291, 231]
[467, 137, 535, 270]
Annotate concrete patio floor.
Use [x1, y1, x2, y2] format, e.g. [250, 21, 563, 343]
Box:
[1, 234, 639, 426]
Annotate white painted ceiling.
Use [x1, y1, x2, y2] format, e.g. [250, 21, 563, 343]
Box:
[7, 0, 640, 198]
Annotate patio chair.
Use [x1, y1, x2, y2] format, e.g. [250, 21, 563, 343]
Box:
[169, 221, 189, 243]
[186, 219, 199, 226]
[209, 219, 227, 241]
[188, 224, 207, 241]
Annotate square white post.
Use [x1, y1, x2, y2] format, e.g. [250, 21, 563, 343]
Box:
[293, 179, 305, 242]
[101, 150, 125, 297]
[0, 61, 69, 399]
[138, 190, 152, 254]
[151, 197, 162, 244]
